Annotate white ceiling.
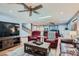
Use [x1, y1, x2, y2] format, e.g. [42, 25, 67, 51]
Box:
[0, 3, 79, 25]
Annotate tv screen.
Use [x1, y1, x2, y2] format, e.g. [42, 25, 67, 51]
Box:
[0, 21, 20, 37]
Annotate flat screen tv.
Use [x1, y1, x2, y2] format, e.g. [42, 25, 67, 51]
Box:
[0, 21, 20, 37]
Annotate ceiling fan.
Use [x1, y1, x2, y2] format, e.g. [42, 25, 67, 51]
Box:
[18, 3, 43, 16]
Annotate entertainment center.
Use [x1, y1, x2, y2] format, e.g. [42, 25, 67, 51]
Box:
[0, 21, 20, 51]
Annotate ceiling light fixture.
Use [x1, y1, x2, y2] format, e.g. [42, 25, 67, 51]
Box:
[39, 16, 52, 19]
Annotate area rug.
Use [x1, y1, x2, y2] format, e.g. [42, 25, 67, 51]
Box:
[6, 46, 54, 56]
[61, 43, 78, 56]
[6, 47, 33, 56]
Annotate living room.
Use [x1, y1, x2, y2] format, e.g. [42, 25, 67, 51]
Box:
[0, 3, 79, 56]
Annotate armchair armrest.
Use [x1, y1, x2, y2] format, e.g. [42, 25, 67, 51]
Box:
[44, 38, 58, 48]
[28, 36, 32, 41]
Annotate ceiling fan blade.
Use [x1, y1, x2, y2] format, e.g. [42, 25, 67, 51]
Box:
[29, 11, 32, 16]
[33, 11, 39, 14]
[17, 3, 30, 10]
[33, 5, 43, 10]
[18, 10, 28, 12]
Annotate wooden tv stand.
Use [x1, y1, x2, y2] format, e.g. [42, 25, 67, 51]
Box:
[0, 36, 20, 51]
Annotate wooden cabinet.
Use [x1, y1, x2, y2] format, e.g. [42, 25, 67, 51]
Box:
[3, 39, 14, 49]
[0, 36, 20, 51]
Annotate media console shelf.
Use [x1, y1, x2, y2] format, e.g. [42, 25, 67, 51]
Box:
[0, 36, 20, 51]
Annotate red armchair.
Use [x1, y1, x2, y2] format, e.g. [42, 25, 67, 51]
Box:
[49, 39, 58, 48]
[44, 31, 59, 48]
[28, 31, 41, 41]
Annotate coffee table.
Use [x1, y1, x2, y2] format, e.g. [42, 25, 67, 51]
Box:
[24, 41, 50, 56]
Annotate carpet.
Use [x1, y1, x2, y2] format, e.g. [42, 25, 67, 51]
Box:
[6, 46, 54, 56]
[7, 47, 33, 56]
[61, 43, 78, 56]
